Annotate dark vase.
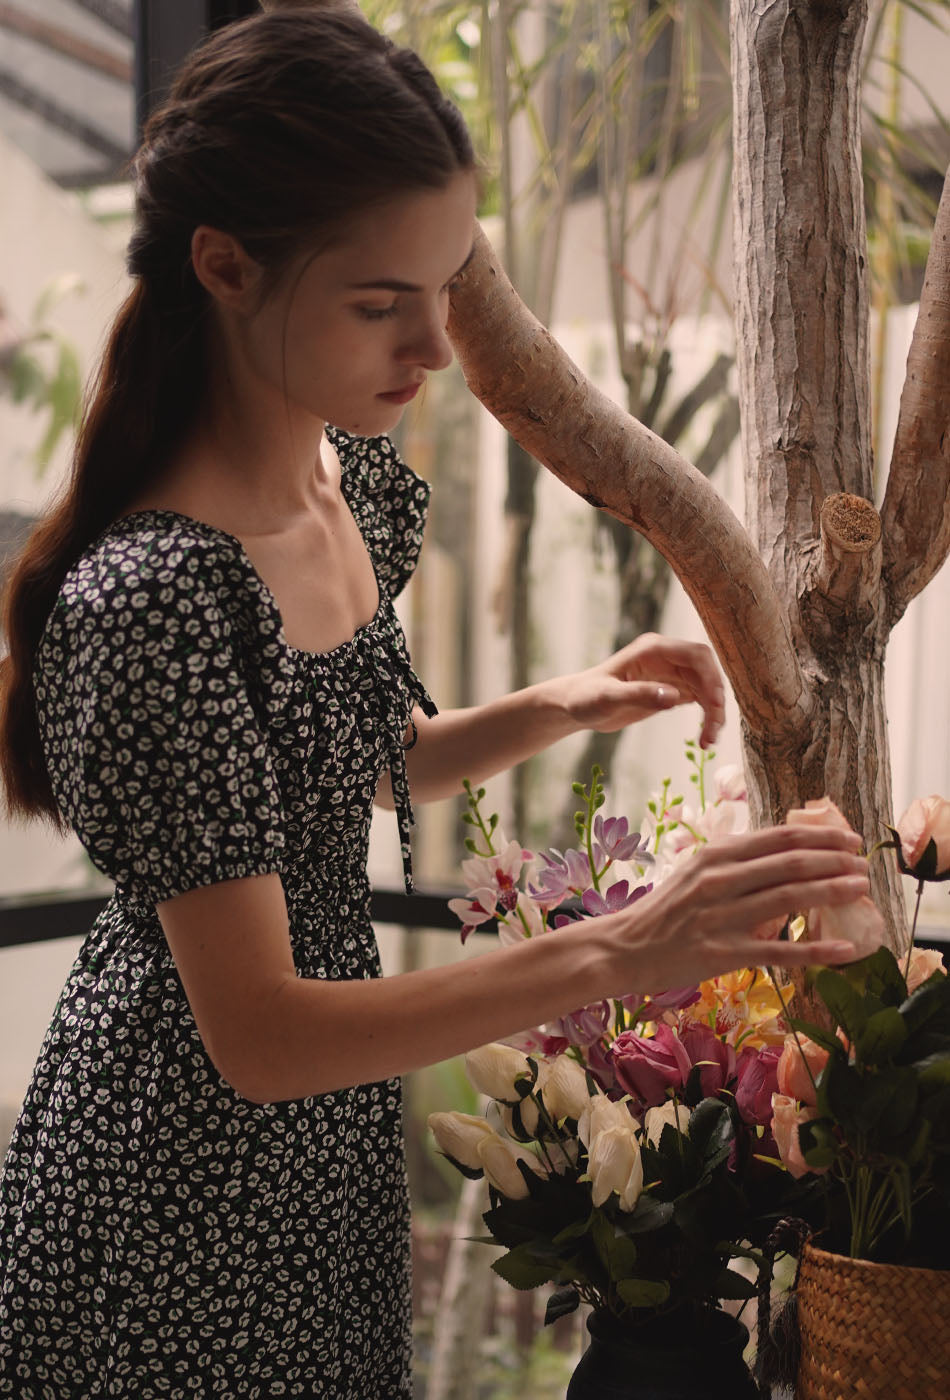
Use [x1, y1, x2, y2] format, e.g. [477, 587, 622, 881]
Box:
[566, 1306, 759, 1400]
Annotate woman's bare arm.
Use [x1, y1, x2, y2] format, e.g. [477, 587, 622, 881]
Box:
[159, 823, 867, 1104]
[387, 634, 726, 807]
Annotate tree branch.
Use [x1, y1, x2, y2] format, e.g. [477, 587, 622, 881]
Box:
[447, 224, 811, 739]
[880, 162, 950, 626]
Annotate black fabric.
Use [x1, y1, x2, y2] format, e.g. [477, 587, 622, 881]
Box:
[0, 429, 433, 1398]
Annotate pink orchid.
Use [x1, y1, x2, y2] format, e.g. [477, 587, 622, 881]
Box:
[448, 888, 498, 945]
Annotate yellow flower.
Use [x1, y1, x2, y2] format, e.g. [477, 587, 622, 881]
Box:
[685, 968, 791, 1049]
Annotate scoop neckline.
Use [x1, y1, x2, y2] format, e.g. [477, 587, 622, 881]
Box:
[108, 507, 386, 663]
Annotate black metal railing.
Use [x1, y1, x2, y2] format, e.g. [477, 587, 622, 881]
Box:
[0, 886, 461, 950]
[1, 889, 948, 957]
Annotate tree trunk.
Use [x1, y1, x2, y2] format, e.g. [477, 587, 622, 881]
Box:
[727, 0, 904, 936]
[447, 89, 950, 959]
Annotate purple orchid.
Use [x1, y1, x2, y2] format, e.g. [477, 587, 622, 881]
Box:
[581, 879, 652, 917]
[548, 999, 612, 1048]
[527, 848, 592, 906]
[593, 815, 655, 867]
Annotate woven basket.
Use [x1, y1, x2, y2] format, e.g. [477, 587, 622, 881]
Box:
[796, 1242, 950, 1400]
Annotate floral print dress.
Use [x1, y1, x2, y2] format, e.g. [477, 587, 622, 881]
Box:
[0, 429, 434, 1399]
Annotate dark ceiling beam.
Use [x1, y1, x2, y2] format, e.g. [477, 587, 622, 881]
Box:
[0, 2, 132, 83]
[71, 0, 133, 40]
[0, 67, 129, 166]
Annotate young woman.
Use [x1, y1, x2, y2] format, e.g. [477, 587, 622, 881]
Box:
[0, 9, 868, 1396]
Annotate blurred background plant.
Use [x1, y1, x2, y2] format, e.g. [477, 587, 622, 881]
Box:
[0, 275, 84, 475]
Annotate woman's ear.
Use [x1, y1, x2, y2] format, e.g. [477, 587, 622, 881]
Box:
[190, 226, 261, 310]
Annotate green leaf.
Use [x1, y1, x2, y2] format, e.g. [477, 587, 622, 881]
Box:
[814, 969, 868, 1040]
[491, 1245, 559, 1291]
[616, 1277, 671, 1308]
[901, 979, 950, 1036]
[712, 1268, 757, 1301]
[625, 1196, 675, 1234]
[552, 1214, 594, 1246]
[544, 1286, 580, 1325]
[914, 1053, 950, 1087]
[788, 1019, 842, 1054]
[591, 1209, 638, 1276]
[798, 1116, 840, 1169]
[856, 1006, 908, 1064]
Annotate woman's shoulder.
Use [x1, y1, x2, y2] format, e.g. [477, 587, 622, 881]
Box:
[47, 510, 254, 644]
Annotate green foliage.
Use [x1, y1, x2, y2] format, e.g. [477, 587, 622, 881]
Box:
[798, 947, 950, 1263]
[1, 274, 85, 474]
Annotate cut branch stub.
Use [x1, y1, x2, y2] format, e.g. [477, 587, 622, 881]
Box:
[881, 162, 950, 627]
[446, 224, 811, 741]
[804, 492, 882, 638]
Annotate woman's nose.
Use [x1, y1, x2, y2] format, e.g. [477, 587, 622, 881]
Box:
[400, 310, 454, 372]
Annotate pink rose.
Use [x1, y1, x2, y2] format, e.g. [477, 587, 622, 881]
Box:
[905, 946, 948, 993]
[771, 1093, 828, 1178]
[608, 1024, 691, 1110]
[776, 1034, 828, 1107]
[735, 1045, 781, 1127]
[895, 796, 950, 879]
[786, 799, 884, 959]
[678, 1020, 736, 1098]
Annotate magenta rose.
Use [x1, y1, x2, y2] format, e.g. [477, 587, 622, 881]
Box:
[608, 1024, 691, 1109]
[734, 1045, 781, 1127]
[678, 1020, 736, 1098]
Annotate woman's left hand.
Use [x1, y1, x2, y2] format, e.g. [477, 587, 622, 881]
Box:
[552, 633, 725, 748]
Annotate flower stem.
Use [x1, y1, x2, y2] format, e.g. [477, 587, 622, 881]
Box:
[902, 878, 925, 983]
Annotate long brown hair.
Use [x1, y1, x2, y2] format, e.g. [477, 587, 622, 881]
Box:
[0, 7, 475, 824]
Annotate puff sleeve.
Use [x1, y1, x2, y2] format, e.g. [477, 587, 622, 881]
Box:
[35, 527, 286, 906]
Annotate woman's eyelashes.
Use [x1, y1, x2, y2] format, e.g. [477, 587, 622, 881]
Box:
[356, 303, 399, 320]
[354, 277, 462, 322]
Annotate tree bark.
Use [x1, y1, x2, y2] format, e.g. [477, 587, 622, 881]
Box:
[880, 163, 950, 625]
[445, 5, 950, 952]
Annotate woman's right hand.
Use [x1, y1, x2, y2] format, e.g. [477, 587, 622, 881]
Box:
[612, 822, 871, 992]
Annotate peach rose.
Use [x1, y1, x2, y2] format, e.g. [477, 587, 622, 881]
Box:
[786, 799, 884, 959]
[905, 946, 948, 993]
[771, 1094, 828, 1179]
[895, 796, 950, 879]
[776, 1035, 829, 1107]
[787, 797, 845, 829]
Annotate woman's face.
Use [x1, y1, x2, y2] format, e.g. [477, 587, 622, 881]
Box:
[239, 170, 479, 437]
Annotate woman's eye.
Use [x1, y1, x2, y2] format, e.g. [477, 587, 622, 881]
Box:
[356, 303, 399, 321]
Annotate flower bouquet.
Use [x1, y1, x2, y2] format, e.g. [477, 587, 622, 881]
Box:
[430, 755, 813, 1396]
[429, 759, 950, 1398]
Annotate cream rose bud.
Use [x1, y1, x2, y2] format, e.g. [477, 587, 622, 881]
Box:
[585, 1115, 644, 1212]
[464, 1043, 535, 1102]
[578, 1091, 639, 1150]
[896, 796, 950, 877]
[643, 1100, 689, 1147]
[475, 1133, 546, 1199]
[538, 1054, 593, 1122]
[501, 1098, 540, 1138]
[905, 946, 948, 993]
[427, 1112, 495, 1170]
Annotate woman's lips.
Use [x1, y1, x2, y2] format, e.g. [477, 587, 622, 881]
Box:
[378, 382, 423, 404]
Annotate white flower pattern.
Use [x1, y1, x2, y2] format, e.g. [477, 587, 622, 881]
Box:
[0, 429, 433, 1398]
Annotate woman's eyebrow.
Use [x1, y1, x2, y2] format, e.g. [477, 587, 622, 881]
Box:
[346, 243, 477, 293]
